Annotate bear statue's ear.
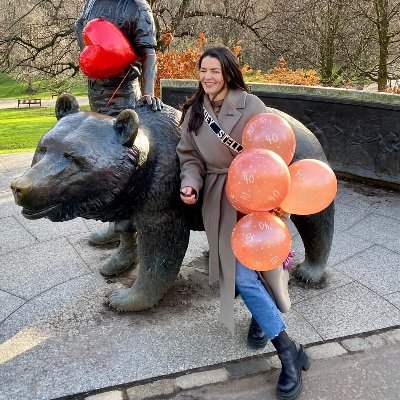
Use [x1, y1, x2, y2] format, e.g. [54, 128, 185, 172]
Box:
[114, 109, 139, 147]
[55, 93, 79, 120]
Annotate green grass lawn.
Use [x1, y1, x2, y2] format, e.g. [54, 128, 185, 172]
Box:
[0, 73, 87, 99]
[0, 73, 89, 153]
[0, 107, 57, 153]
[0, 106, 90, 154]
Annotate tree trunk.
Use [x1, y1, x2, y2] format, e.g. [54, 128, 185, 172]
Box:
[319, 1, 343, 85]
[375, 0, 390, 91]
[320, 37, 336, 85]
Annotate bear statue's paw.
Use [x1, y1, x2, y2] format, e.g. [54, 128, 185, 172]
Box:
[99, 253, 139, 277]
[107, 287, 157, 311]
[291, 261, 328, 289]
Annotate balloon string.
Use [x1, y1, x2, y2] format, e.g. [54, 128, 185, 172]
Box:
[105, 66, 132, 108]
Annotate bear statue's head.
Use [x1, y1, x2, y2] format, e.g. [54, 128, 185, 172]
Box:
[11, 94, 141, 222]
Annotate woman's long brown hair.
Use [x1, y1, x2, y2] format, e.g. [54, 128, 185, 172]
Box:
[179, 46, 249, 133]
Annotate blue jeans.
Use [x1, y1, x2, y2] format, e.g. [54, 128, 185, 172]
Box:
[235, 261, 287, 339]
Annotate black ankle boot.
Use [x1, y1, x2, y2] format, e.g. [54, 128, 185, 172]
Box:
[271, 331, 310, 400]
[247, 317, 268, 349]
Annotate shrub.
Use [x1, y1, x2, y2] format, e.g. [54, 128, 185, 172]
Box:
[243, 57, 320, 86]
[156, 32, 206, 96]
[155, 33, 320, 96]
[385, 85, 400, 94]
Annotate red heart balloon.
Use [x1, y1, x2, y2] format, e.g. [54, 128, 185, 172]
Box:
[79, 18, 139, 80]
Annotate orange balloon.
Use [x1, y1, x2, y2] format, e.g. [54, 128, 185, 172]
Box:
[225, 178, 254, 214]
[226, 149, 290, 212]
[280, 159, 337, 215]
[231, 212, 292, 271]
[242, 113, 296, 165]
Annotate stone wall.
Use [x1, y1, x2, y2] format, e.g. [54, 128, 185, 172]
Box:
[161, 79, 400, 188]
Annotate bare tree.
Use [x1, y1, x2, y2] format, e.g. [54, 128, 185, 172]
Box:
[150, 0, 294, 69]
[0, 0, 399, 92]
[339, 0, 400, 90]
[0, 0, 83, 91]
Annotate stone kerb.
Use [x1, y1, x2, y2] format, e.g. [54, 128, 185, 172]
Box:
[160, 79, 400, 189]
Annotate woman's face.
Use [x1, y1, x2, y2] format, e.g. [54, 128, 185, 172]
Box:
[199, 56, 228, 101]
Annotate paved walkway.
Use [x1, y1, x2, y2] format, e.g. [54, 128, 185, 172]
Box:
[92, 330, 400, 400]
[0, 152, 399, 400]
[0, 97, 89, 109]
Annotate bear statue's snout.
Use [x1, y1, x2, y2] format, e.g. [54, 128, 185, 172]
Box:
[11, 170, 64, 220]
[11, 175, 33, 205]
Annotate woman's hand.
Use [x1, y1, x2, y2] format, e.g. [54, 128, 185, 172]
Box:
[180, 186, 197, 205]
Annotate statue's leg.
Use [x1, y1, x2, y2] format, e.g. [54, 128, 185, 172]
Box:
[88, 222, 120, 245]
[107, 213, 190, 311]
[98, 222, 139, 277]
[290, 202, 335, 287]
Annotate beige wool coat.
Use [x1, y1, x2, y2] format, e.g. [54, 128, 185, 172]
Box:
[177, 88, 276, 332]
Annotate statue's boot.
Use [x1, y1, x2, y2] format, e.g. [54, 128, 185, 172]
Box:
[89, 223, 120, 245]
[99, 232, 139, 277]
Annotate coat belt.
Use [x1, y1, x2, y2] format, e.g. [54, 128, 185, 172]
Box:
[207, 166, 229, 175]
[204, 166, 229, 285]
[204, 164, 236, 333]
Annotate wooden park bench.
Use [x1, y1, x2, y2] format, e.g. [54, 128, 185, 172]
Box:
[17, 98, 42, 107]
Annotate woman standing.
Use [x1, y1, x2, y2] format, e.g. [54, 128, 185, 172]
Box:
[177, 46, 310, 400]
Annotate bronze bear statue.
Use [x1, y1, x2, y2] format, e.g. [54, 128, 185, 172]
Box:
[11, 94, 334, 312]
